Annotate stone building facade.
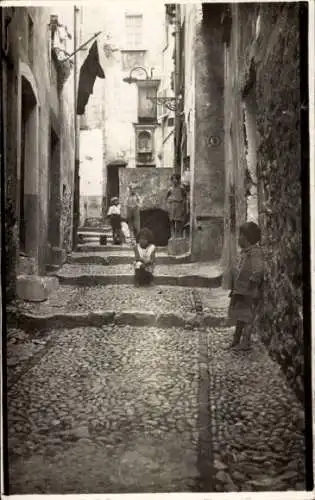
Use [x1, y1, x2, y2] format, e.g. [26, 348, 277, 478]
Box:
[77, 3, 175, 226]
[2, 6, 76, 299]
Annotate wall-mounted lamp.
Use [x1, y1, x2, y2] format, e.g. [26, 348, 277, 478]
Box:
[122, 65, 181, 112]
[149, 93, 181, 112]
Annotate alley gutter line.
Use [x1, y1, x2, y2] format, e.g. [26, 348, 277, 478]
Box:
[192, 289, 214, 492]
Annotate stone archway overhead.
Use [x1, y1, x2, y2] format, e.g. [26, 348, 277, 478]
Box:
[19, 60, 39, 104]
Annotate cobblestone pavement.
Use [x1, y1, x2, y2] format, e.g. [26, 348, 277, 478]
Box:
[6, 283, 306, 493]
[7, 325, 201, 493]
[207, 326, 306, 492]
[8, 284, 228, 318]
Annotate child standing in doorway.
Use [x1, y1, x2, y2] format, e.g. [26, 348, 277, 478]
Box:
[133, 228, 156, 286]
[227, 221, 264, 351]
[166, 174, 186, 238]
[107, 197, 122, 245]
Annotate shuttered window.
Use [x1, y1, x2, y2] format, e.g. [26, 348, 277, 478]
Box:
[125, 14, 143, 49]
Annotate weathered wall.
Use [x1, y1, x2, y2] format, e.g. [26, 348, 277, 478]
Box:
[255, 4, 303, 401]
[4, 6, 75, 295]
[119, 167, 173, 217]
[190, 4, 225, 261]
[57, 5, 76, 254]
[59, 69, 75, 254]
[226, 3, 303, 400]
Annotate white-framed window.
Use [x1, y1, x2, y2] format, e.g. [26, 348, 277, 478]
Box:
[135, 127, 155, 165]
[138, 130, 152, 152]
[125, 14, 143, 49]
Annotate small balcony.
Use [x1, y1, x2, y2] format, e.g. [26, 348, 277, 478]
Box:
[136, 152, 153, 164]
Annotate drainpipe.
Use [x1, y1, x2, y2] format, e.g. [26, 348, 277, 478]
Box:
[72, 5, 80, 249]
[174, 4, 181, 173]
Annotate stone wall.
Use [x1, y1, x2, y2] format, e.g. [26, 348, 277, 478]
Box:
[119, 167, 173, 217]
[226, 3, 304, 400]
[191, 4, 225, 261]
[255, 4, 303, 401]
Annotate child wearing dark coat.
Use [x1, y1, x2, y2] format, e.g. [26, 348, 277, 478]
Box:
[226, 221, 264, 350]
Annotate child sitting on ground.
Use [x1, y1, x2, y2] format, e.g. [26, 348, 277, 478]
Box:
[133, 228, 156, 286]
[107, 197, 122, 245]
[226, 221, 264, 351]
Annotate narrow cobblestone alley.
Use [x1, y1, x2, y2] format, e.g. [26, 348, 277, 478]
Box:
[2, 0, 310, 496]
[6, 265, 306, 493]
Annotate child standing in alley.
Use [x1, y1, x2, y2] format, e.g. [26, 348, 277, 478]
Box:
[226, 221, 264, 351]
[133, 228, 156, 286]
[127, 184, 142, 243]
[107, 197, 122, 245]
[166, 174, 186, 238]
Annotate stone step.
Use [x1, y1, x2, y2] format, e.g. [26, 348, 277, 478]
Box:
[8, 309, 227, 331]
[67, 251, 192, 266]
[56, 274, 222, 288]
[8, 284, 228, 330]
[76, 243, 169, 253]
[78, 226, 111, 234]
[53, 262, 223, 288]
[78, 231, 112, 238]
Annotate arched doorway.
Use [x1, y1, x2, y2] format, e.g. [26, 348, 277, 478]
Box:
[140, 208, 170, 246]
[19, 73, 39, 266]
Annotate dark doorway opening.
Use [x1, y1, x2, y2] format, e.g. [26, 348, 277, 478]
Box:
[140, 208, 170, 246]
[107, 164, 119, 201]
[48, 128, 61, 247]
[106, 160, 127, 206]
[20, 77, 37, 254]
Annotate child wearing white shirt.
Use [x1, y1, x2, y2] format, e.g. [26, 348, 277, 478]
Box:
[107, 197, 122, 244]
[133, 228, 156, 286]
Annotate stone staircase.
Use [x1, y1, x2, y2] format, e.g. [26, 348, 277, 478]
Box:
[10, 220, 227, 329]
[76, 221, 191, 265]
[77, 223, 115, 246]
[66, 223, 222, 287]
